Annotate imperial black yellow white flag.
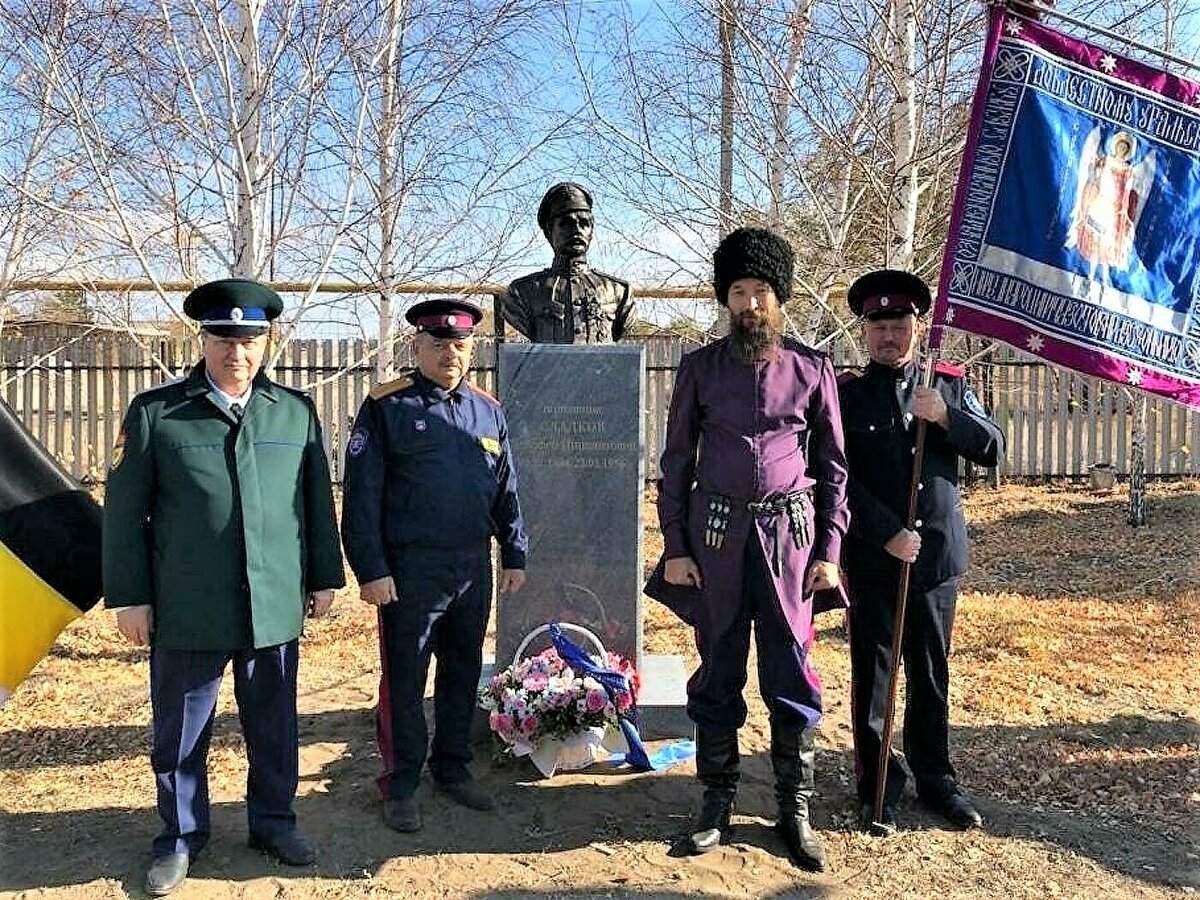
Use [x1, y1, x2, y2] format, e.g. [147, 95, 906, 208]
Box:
[0, 397, 102, 706]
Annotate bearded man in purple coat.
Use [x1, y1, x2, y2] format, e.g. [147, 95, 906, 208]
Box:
[645, 227, 849, 871]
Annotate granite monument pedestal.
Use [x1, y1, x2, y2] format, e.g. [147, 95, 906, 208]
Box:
[482, 343, 688, 740]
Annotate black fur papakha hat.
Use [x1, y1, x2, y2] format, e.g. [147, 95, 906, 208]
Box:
[713, 227, 794, 306]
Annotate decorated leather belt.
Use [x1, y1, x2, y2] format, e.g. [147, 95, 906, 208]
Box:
[703, 490, 812, 556]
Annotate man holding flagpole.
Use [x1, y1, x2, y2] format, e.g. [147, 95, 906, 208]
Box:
[839, 269, 1003, 834]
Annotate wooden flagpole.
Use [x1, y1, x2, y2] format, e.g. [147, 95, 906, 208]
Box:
[871, 351, 937, 830]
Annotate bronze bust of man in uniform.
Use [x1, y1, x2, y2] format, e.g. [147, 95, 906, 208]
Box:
[502, 182, 634, 343]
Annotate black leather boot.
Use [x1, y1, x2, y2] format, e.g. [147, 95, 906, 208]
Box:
[687, 726, 739, 854]
[771, 720, 826, 872]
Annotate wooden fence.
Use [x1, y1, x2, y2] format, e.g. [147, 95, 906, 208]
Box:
[2, 335, 1196, 482]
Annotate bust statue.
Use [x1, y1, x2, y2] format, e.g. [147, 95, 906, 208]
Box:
[502, 182, 635, 343]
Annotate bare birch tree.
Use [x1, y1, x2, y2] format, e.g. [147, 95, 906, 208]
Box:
[338, 0, 557, 379]
[2, 0, 371, 344]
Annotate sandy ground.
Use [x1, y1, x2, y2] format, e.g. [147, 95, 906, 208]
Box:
[2, 481, 1198, 899]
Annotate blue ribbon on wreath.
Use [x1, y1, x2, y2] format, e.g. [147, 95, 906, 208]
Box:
[548, 623, 655, 770]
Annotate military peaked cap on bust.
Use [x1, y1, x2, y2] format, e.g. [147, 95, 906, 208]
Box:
[405, 298, 483, 338]
[183, 278, 284, 337]
[537, 182, 593, 233]
[712, 226, 794, 306]
[847, 269, 931, 320]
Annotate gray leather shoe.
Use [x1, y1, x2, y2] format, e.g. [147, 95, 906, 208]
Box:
[434, 777, 496, 811]
[248, 829, 316, 866]
[383, 796, 423, 832]
[145, 852, 189, 896]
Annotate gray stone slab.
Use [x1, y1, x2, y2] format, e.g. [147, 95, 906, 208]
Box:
[496, 343, 645, 667]
[481, 342, 689, 744]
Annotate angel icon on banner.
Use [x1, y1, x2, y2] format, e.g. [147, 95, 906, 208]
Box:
[1065, 128, 1156, 294]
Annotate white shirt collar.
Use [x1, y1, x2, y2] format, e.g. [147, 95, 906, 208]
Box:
[205, 371, 253, 411]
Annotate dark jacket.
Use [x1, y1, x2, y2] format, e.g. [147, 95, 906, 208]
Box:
[340, 369, 527, 585]
[503, 264, 633, 343]
[837, 360, 1003, 588]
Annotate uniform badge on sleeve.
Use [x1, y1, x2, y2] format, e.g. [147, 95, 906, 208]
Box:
[348, 427, 368, 457]
[479, 436, 501, 455]
[964, 388, 988, 417]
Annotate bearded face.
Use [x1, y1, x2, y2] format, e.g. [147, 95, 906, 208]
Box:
[727, 278, 783, 363]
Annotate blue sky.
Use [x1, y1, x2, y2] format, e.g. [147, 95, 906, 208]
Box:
[8, 0, 1200, 337]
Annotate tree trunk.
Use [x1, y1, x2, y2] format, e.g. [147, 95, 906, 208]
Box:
[233, 0, 267, 279]
[1128, 395, 1148, 526]
[767, 1, 812, 227]
[888, 0, 919, 269]
[376, 0, 405, 382]
[718, 0, 736, 239]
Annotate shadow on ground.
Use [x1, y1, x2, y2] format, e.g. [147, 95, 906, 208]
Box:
[2, 708, 1196, 893]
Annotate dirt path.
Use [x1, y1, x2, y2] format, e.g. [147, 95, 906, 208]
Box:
[2, 483, 1198, 899]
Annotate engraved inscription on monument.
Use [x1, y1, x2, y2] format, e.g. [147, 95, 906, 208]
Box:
[496, 343, 644, 666]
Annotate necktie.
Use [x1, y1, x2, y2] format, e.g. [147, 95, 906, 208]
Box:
[230, 402, 243, 421]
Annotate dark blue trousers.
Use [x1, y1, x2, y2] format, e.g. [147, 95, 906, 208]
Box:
[149, 640, 299, 858]
[376, 548, 491, 800]
[686, 540, 823, 731]
[849, 575, 958, 806]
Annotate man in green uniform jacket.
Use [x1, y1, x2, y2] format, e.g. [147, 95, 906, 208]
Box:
[102, 279, 344, 896]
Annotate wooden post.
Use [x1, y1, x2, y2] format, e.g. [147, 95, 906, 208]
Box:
[1128, 394, 1148, 526]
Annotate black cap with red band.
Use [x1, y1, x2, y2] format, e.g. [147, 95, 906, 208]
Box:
[405, 298, 483, 338]
[847, 269, 932, 320]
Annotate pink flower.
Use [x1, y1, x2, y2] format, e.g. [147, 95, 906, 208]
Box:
[520, 715, 539, 736]
[490, 712, 514, 736]
[522, 672, 549, 692]
[615, 690, 633, 712]
[585, 689, 608, 713]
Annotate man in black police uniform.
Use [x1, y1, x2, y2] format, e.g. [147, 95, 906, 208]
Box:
[341, 299, 528, 833]
[502, 182, 635, 343]
[838, 269, 1003, 833]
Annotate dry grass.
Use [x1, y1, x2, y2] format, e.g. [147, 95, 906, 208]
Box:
[1, 481, 1198, 899]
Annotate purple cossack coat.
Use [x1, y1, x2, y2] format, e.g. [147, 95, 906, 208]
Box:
[645, 336, 850, 646]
